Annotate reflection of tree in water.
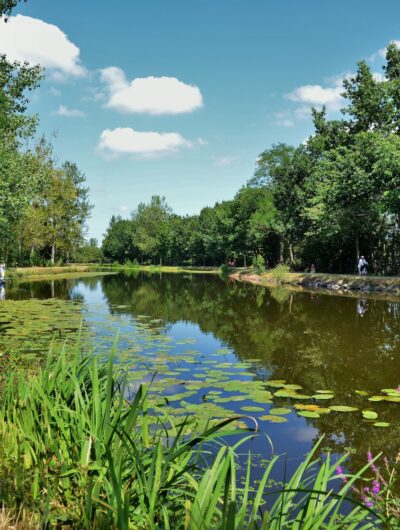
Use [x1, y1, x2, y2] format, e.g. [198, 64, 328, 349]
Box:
[101, 272, 400, 469]
[8, 278, 85, 302]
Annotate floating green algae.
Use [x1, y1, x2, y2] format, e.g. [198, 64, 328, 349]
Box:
[0, 298, 84, 365]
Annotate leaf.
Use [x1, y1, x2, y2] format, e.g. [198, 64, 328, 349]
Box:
[259, 415, 288, 423]
[368, 396, 385, 402]
[362, 410, 378, 420]
[294, 404, 320, 411]
[265, 380, 286, 388]
[355, 390, 369, 396]
[297, 410, 320, 418]
[269, 407, 291, 416]
[312, 394, 334, 400]
[240, 406, 264, 412]
[373, 422, 390, 428]
[329, 406, 358, 412]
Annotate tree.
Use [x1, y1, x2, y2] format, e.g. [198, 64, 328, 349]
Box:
[132, 196, 171, 265]
[0, 0, 25, 18]
[102, 216, 136, 263]
[0, 56, 43, 260]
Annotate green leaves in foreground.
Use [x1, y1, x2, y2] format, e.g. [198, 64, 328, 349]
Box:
[0, 344, 385, 529]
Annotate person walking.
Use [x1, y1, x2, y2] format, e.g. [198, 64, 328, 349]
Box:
[358, 256, 368, 276]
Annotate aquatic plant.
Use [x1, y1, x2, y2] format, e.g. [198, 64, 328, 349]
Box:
[0, 342, 387, 528]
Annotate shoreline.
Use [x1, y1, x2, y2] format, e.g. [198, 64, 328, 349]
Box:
[229, 268, 400, 297]
[6, 264, 400, 297]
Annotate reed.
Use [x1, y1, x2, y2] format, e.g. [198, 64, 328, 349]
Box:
[0, 341, 384, 528]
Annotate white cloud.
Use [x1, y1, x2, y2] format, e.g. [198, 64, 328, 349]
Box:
[215, 155, 238, 167]
[372, 72, 386, 82]
[100, 67, 203, 114]
[53, 105, 85, 117]
[0, 15, 86, 79]
[98, 127, 198, 158]
[49, 87, 61, 96]
[286, 84, 343, 110]
[377, 39, 400, 60]
[274, 110, 294, 127]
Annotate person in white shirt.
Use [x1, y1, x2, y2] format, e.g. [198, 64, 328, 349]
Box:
[358, 256, 368, 275]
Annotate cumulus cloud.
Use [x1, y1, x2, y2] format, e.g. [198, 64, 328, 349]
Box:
[214, 156, 238, 167]
[53, 105, 85, 117]
[372, 39, 400, 61]
[0, 15, 86, 79]
[100, 66, 203, 114]
[98, 127, 198, 158]
[286, 84, 343, 110]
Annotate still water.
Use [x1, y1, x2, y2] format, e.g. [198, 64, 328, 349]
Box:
[5, 271, 400, 475]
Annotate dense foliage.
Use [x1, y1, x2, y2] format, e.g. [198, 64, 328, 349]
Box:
[103, 44, 400, 274]
[0, 10, 92, 265]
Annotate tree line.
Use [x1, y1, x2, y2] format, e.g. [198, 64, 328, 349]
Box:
[102, 43, 400, 274]
[0, 55, 91, 265]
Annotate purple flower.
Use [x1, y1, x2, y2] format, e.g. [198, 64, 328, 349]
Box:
[336, 465, 347, 483]
[372, 480, 380, 495]
[367, 451, 378, 473]
[365, 500, 374, 508]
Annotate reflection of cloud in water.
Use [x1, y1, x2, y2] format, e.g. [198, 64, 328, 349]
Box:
[291, 426, 318, 443]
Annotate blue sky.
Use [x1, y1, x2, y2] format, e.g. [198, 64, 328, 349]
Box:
[2, 0, 400, 241]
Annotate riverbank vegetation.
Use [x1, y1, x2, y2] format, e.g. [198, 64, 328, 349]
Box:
[0, 343, 390, 528]
[102, 44, 400, 275]
[0, 3, 92, 266]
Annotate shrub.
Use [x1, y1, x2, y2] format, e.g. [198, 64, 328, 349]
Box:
[219, 263, 229, 276]
[269, 263, 291, 283]
[252, 255, 266, 273]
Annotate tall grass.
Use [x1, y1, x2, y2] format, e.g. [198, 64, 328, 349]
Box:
[0, 342, 384, 528]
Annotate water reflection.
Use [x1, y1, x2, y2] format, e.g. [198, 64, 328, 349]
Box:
[6, 272, 400, 472]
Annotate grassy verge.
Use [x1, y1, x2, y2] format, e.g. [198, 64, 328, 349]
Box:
[231, 266, 400, 294]
[0, 342, 386, 528]
[99, 264, 220, 274]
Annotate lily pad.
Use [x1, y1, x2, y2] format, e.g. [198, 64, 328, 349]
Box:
[241, 406, 264, 412]
[269, 407, 291, 415]
[266, 380, 286, 388]
[373, 422, 390, 428]
[355, 390, 369, 396]
[297, 410, 320, 418]
[259, 415, 288, 423]
[312, 394, 334, 400]
[362, 410, 378, 420]
[329, 406, 358, 412]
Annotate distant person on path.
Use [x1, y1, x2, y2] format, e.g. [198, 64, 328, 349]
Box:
[358, 256, 368, 276]
[0, 263, 5, 283]
[310, 264, 316, 273]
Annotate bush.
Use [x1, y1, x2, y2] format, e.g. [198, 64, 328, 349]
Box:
[219, 263, 229, 276]
[252, 254, 266, 273]
[269, 263, 291, 283]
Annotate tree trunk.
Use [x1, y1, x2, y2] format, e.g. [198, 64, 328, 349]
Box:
[243, 254, 247, 268]
[355, 235, 360, 263]
[51, 244, 56, 265]
[279, 239, 284, 263]
[289, 243, 294, 264]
